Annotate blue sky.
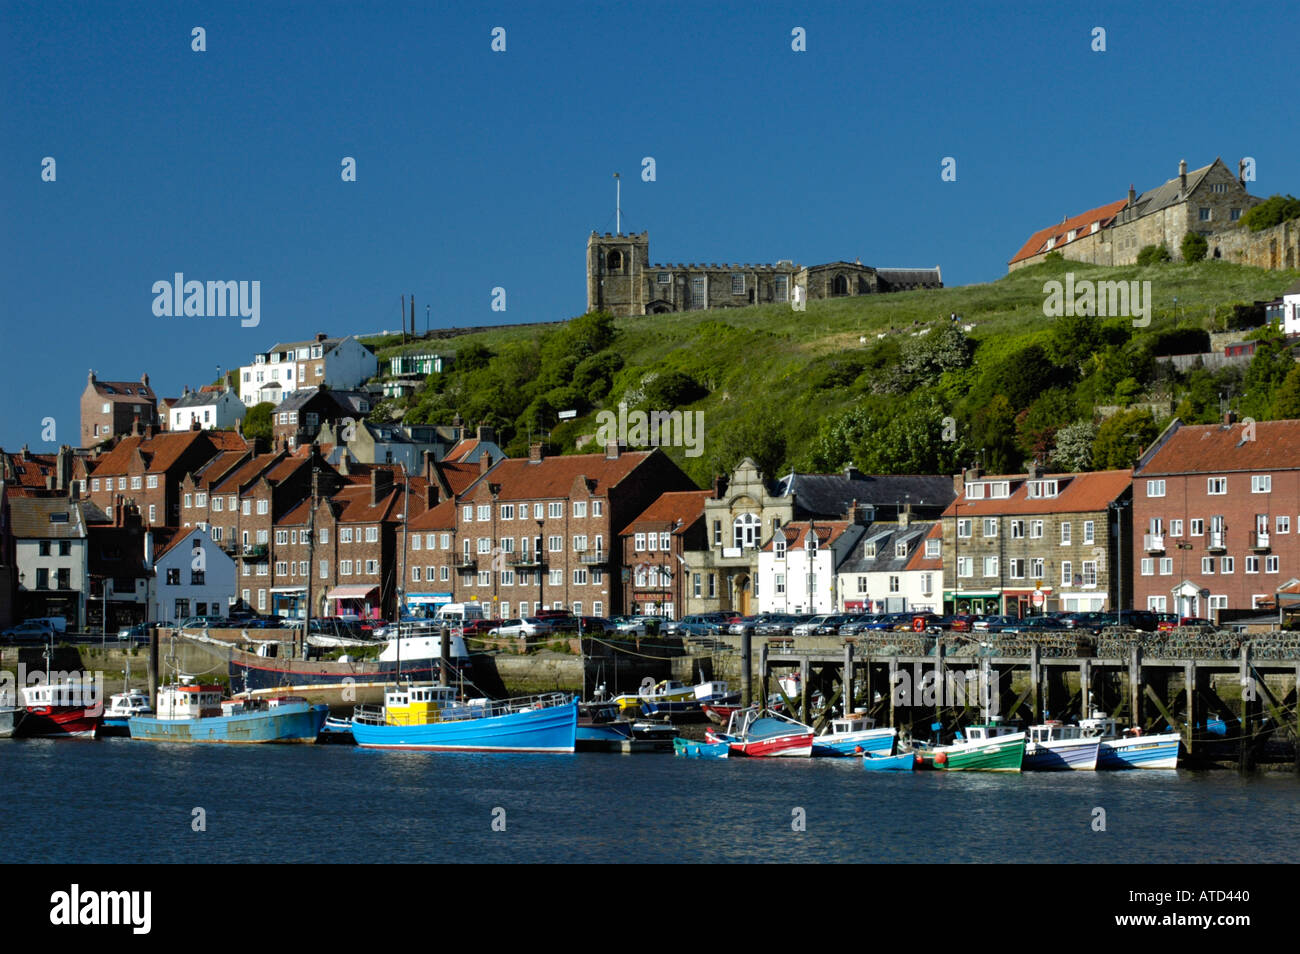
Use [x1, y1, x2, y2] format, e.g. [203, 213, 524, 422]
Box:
[2, 0, 1298, 452]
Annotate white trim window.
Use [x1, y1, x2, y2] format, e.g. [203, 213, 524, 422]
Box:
[1146, 479, 1166, 497]
[1207, 477, 1227, 495]
[1060, 522, 1071, 545]
[1251, 475, 1271, 493]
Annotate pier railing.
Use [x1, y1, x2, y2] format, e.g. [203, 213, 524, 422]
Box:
[831, 629, 1300, 661]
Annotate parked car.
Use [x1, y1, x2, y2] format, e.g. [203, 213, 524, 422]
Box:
[490, 618, 553, 637]
[1096, 610, 1160, 631]
[1001, 615, 1069, 634]
[2, 619, 57, 644]
[935, 614, 976, 632]
[838, 615, 877, 636]
[791, 615, 836, 636]
[1160, 616, 1215, 631]
[116, 622, 150, 641]
[813, 614, 852, 635]
[571, 616, 615, 634]
[971, 615, 1021, 634]
[179, 615, 227, 629]
[728, 615, 765, 636]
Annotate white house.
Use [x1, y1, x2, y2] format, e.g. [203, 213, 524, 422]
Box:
[238, 333, 378, 407]
[758, 520, 865, 614]
[151, 526, 236, 623]
[835, 520, 943, 614]
[169, 387, 246, 432]
[1282, 278, 1300, 337]
[9, 494, 90, 630]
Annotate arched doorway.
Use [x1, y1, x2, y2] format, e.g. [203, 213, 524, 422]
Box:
[832, 274, 848, 296]
[733, 574, 753, 616]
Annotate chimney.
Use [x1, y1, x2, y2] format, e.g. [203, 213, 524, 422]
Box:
[605, 442, 621, 460]
[141, 372, 149, 389]
[1028, 459, 1040, 480]
[315, 332, 328, 342]
[529, 443, 544, 464]
[425, 482, 437, 509]
[712, 474, 729, 498]
[1179, 159, 1187, 195]
[964, 465, 983, 482]
[479, 454, 492, 476]
[476, 424, 496, 444]
[1224, 410, 1237, 426]
[20, 445, 29, 461]
[371, 467, 393, 506]
[45, 475, 54, 491]
[56, 445, 71, 490]
[1128, 182, 1136, 206]
[899, 503, 911, 529]
[843, 463, 863, 481]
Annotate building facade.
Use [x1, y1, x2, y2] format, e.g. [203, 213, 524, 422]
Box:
[237, 333, 378, 407]
[81, 372, 159, 448]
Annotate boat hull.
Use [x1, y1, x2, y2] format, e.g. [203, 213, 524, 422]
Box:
[705, 726, 813, 758]
[129, 702, 328, 743]
[18, 707, 100, 739]
[0, 706, 26, 738]
[351, 698, 577, 752]
[673, 737, 730, 758]
[1097, 733, 1181, 770]
[919, 734, 1026, 772]
[861, 751, 916, 772]
[1024, 738, 1101, 771]
[812, 727, 897, 757]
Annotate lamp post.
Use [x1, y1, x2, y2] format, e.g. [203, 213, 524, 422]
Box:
[1110, 499, 1131, 616]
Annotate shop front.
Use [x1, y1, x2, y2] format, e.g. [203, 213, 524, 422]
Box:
[323, 583, 382, 620]
[271, 586, 306, 619]
[405, 592, 453, 619]
[945, 590, 1003, 616]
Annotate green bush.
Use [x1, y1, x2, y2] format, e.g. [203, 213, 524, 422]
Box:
[1240, 194, 1300, 232]
[1136, 245, 1172, 266]
[1181, 232, 1208, 263]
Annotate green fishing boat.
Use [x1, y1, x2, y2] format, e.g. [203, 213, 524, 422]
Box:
[916, 722, 1026, 772]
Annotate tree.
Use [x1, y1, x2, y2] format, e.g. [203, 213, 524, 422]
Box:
[708, 415, 788, 479]
[1052, 419, 1097, 471]
[1272, 366, 1300, 418]
[1045, 312, 1103, 374]
[1240, 194, 1300, 232]
[1240, 339, 1297, 419]
[899, 325, 974, 378]
[1092, 408, 1159, 469]
[242, 402, 275, 443]
[1180, 231, 1208, 263]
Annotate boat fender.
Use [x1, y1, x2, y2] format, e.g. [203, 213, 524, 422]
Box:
[854, 745, 863, 754]
[935, 751, 948, 765]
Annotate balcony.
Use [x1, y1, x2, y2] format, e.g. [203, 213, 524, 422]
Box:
[1143, 534, 1165, 553]
[453, 554, 477, 568]
[241, 543, 269, 561]
[1251, 531, 1270, 551]
[1206, 531, 1226, 553]
[577, 550, 607, 565]
[508, 553, 543, 568]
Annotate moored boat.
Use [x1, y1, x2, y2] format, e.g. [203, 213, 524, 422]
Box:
[128, 679, 328, 744]
[673, 736, 730, 759]
[915, 722, 1026, 772]
[610, 679, 695, 714]
[1023, 721, 1101, 771]
[99, 690, 153, 737]
[1079, 716, 1181, 769]
[705, 707, 814, 757]
[0, 699, 25, 738]
[811, 711, 897, 757]
[350, 684, 577, 752]
[17, 679, 102, 738]
[861, 750, 918, 772]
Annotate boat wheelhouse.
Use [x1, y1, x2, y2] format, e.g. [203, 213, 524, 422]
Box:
[812, 711, 897, 757]
[916, 721, 1026, 772]
[128, 677, 328, 744]
[100, 690, 154, 737]
[18, 679, 102, 738]
[1078, 715, 1181, 770]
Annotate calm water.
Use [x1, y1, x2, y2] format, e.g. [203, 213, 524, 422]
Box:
[2, 739, 1297, 864]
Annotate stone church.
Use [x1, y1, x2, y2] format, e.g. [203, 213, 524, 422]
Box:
[587, 231, 943, 317]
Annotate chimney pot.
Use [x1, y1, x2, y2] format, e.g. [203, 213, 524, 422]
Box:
[529, 443, 544, 463]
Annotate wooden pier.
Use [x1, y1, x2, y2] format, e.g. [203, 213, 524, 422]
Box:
[749, 630, 1300, 769]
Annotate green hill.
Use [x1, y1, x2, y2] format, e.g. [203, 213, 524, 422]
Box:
[361, 258, 1300, 486]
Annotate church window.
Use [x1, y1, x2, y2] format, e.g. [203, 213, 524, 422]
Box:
[832, 275, 848, 296]
[731, 274, 745, 295]
[607, 250, 624, 271]
[657, 271, 671, 284]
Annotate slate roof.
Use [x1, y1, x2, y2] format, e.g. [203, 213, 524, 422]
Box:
[172, 389, 233, 409]
[837, 521, 936, 573]
[1126, 161, 1215, 219]
[905, 523, 944, 572]
[874, 267, 944, 288]
[8, 495, 88, 538]
[778, 472, 955, 518]
[1136, 420, 1300, 475]
[1008, 199, 1129, 265]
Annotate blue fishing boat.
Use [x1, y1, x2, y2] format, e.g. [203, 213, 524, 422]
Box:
[350, 684, 577, 752]
[811, 712, 897, 757]
[577, 718, 634, 750]
[673, 736, 729, 759]
[128, 679, 328, 744]
[861, 751, 917, 772]
[1080, 716, 1181, 769]
[1023, 721, 1101, 771]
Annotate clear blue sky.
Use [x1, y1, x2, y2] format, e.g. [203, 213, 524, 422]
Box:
[3, 0, 1297, 453]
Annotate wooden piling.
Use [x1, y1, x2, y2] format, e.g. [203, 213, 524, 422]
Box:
[740, 627, 752, 708]
[1184, 662, 1196, 755]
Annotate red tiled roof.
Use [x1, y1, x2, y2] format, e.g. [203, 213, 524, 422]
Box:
[88, 431, 213, 476]
[330, 484, 403, 523]
[192, 451, 249, 489]
[407, 498, 456, 531]
[763, 520, 853, 551]
[620, 490, 714, 536]
[942, 470, 1133, 517]
[4, 453, 58, 488]
[1009, 199, 1129, 265]
[905, 522, 943, 571]
[1137, 419, 1300, 475]
[443, 438, 480, 463]
[463, 450, 658, 501]
[209, 453, 282, 493]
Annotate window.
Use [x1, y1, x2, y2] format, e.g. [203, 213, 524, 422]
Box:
[1251, 475, 1271, 493]
[1082, 561, 1096, 586]
[1140, 558, 1154, 576]
[319, 560, 328, 579]
[957, 557, 974, 578]
[365, 527, 379, 543]
[1207, 477, 1227, 495]
[733, 513, 760, 549]
[856, 576, 868, 594]
[731, 273, 745, 296]
[1083, 521, 1094, 544]
[1030, 558, 1044, 579]
[593, 500, 603, 517]
[533, 503, 544, 520]
[477, 571, 491, 586]
[1009, 559, 1025, 579]
[440, 566, 449, 582]
[91, 479, 100, 492]
[257, 499, 268, 515]
[966, 483, 985, 500]
[412, 534, 421, 550]
[889, 575, 901, 593]
[775, 536, 786, 557]
[212, 497, 223, 512]
[1010, 521, 1024, 539]
[925, 538, 941, 557]
[634, 533, 645, 551]
[1190, 519, 1204, 536]
[983, 556, 998, 577]
[166, 568, 181, 585]
[1200, 557, 1214, 574]
[1170, 519, 1182, 537]
[1061, 561, 1073, 586]
[412, 566, 422, 582]
[573, 568, 588, 585]
[983, 518, 998, 538]
[340, 560, 352, 576]
[1146, 479, 1166, 497]
[131, 476, 142, 490]
[693, 573, 701, 597]
[1199, 207, 1211, 222]
[547, 502, 563, 519]
[148, 505, 156, 523]
[341, 528, 353, 543]
[573, 501, 587, 518]
[1159, 558, 1173, 575]
[647, 533, 657, 552]
[147, 475, 158, 489]
[477, 505, 490, 521]
[463, 505, 473, 522]
[118, 477, 126, 490]
[572, 535, 587, 552]
[1275, 515, 1290, 535]
[1060, 522, 1071, 545]
[477, 537, 492, 554]
[548, 535, 563, 552]
[957, 519, 972, 539]
[1230, 208, 1241, 221]
[1026, 480, 1059, 498]
[501, 505, 515, 520]
[1030, 520, 1044, 539]
[1265, 555, 1279, 573]
[184, 493, 193, 508]
[1221, 557, 1234, 574]
[440, 534, 449, 549]
[1148, 596, 1167, 612]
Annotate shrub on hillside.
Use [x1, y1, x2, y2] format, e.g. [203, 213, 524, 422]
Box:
[1240, 194, 1300, 232]
[1136, 244, 1172, 266]
[1181, 232, 1208, 263]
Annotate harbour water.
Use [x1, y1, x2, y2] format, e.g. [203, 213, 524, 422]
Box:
[2, 740, 1296, 864]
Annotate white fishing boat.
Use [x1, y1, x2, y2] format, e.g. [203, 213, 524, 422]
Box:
[812, 710, 897, 757]
[1079, 714, 1181, 769]
[1023, 721, 1101, 771]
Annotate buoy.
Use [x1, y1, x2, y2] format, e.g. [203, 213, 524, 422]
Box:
[854, 745, 863, 754]
[935, 751, 948, 766]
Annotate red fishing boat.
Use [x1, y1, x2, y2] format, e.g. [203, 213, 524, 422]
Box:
[704, 707, 813, 757]
[18, 679, 102, 738]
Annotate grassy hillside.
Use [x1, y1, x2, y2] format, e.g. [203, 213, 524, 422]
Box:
[360, 258, 1300, 486]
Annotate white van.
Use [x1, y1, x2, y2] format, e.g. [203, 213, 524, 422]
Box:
[433, 603, 486, 624]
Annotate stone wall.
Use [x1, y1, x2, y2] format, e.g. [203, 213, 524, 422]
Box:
[1208, 219, 1300, 270]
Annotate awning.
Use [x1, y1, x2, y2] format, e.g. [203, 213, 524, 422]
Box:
[270, 587, 306, 594]
[325, 584, 379, 601]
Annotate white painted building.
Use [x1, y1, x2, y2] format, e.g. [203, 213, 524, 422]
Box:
[836, 520, 943, 614]
[169, 387, 246, 432]
[758, 520, 865, 614]
[9, 494, 90, 630]
[238, 333, 378, 407]
[151, 526, 236, 624]
[1282, 278, 1300, 337]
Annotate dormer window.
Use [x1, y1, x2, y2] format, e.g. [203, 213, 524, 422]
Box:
[1027, 479, 1059, 499]
[1045, 237, 1056, 250]
[774, 537, 786, 557]
[966, 483, 985, 499]
[864, 542, 877, 558]
[806, 533, 818, 553]
[895, 541, 909, 558]
[987, 481, 1011, 498]
[1067, 229, 1077, 242]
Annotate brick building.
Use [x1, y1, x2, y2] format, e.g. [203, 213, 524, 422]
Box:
[619, 489, 716, 618]
[81, 372, 160, 448]
[941, 467, 1133, 616]
[1132, 417, 1300, 618]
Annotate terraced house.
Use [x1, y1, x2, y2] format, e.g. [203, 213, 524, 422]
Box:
[758, 520, 867, 615]
[941, 467, 1133, 616]
[619, 489, 718, 618]
[1132, 417, 1300, 619]
[836, 516, 942, 614]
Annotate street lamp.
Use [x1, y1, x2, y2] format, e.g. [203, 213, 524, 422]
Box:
[1109, 499, 1132, 615]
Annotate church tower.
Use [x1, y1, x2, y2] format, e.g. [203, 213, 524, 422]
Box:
[586, 231, 650, 317]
